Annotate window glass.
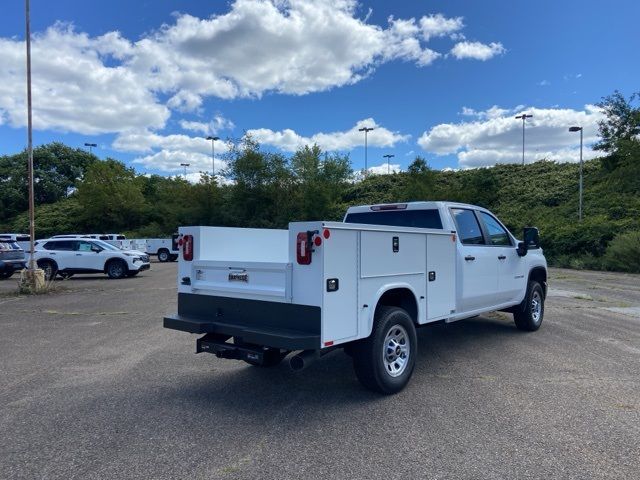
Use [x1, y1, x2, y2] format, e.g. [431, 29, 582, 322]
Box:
[479, 212, 512, 246]
[451, 209, 485, 245]
[344, 209, 443, 229]
[77, 241, 94, 252]
[43, 240, 75, 251]
[116, 235, 125, 240]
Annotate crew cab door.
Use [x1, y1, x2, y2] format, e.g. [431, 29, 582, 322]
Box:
[451, 208, 499, 312]
[477, 211, 527, 304]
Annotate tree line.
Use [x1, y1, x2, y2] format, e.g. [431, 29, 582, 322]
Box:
[1, 90, 638, 272]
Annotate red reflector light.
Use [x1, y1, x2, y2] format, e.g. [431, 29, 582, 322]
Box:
[182, 234, 193, 261]
[370, 203, 408, 211]
[296, 232, 312, 265]
[323, 229, 330, 239]
[314, 236, 322, 247]
[324, 341, 334, 347]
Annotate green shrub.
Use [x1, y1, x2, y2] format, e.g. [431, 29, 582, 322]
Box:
[603, 231, 640, 273]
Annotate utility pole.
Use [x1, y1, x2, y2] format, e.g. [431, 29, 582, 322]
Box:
[358, 126, 374, 176]
[515, 113, 533, 165]
[25, 0, 35, 274]
[569, 126, 584, 221]
[206, 136, 219, 178]
[383, 154, 395, 174]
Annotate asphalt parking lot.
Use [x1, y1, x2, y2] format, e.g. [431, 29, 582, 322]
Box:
[1, 264, 639, 479]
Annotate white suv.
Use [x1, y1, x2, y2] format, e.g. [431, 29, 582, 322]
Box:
[33, 238, 150, 280]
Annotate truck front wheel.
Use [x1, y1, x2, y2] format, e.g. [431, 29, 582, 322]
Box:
[514, 281, 545, 331]
[352, 306, 417, 394]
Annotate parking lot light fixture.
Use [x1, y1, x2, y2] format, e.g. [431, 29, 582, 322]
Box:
[383, 154, 395, 174]
[358, 127, 374, 176]
[515, 113, 533, 165]
[206, 136, 220, 178]
[84, 142, 97, 154]
[569, 126, 584, 221]
[180, 163, 190, 178]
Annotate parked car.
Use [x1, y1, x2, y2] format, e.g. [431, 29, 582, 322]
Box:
[164, 201, 547, 394]
[0, 240, 27, 279]
[32, 238, 150, 280]
[0, 233, 31, 252]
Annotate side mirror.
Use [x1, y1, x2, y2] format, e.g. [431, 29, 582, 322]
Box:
[523, 227, 540, 249]
[517, 241, 528, 257]
[91, 246, 102, 253]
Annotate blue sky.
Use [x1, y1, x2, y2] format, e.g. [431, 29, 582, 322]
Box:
[1, 0, 638, 178]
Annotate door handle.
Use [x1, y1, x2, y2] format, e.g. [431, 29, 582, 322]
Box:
[464, 255, 475, 261]
[76, 253, 82, 256]
[498, 255, 506, 260]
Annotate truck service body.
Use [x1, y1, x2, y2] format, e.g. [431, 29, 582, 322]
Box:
[164, 201, 547, 393]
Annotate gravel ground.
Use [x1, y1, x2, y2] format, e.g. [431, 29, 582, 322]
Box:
[0, 264, 638, 479]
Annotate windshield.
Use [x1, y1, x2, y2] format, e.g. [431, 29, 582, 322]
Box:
[91, 239, 121, 251]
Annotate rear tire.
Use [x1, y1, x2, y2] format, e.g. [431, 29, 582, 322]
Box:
[0, 270, 14, 279]
[514, 281, 545, 331]
[157, 249, 170, 262]
[37, 260, 57, 281]
[106, 259, 127, 279]
[352, 306, 417, 394]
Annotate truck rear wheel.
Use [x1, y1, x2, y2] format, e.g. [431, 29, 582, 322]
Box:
[352, 306, 417, 394]
[514, 281, 545, 331]
[158, 249, 170, 262]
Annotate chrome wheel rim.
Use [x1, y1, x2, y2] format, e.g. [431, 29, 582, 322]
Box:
[531, 290, 542, 323]
[382, 324, 410, 377]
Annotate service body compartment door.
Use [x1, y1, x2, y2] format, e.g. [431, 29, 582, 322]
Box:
[190, 260, 292, 303]
[426, 234, 456, 320]
[322, 228, 359, 344]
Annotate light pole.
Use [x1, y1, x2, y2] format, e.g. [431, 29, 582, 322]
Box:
[25, 0, 35, 274]
[206, 136, 219, 178]
[84, 142, 97, 154]
[180, 163, 190, 178]
[515, 113, 533, 165]
[383, 154, 395, 174]
[569, 126, 584, 221]
[358, 126, 374, 176]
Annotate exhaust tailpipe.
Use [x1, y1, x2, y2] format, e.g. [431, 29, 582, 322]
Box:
[289, 350, 319, 372]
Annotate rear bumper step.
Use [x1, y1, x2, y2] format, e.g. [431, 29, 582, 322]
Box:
[164, 293, 321, 350]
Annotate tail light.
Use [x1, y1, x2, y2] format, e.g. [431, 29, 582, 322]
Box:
[296, 232, 312, 265]
[182, 234, 193, 261]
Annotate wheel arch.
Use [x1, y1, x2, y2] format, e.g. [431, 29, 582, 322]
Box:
[367, 284, 420, 338]
[528, 266, 547, 297]
[103, 256, 128, 272]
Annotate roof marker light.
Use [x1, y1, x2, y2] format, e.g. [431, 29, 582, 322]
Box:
[323, 229, 331, 239]
[370, 203, 408, 211]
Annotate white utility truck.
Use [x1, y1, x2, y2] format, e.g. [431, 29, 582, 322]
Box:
[141, 235, 180, 262]
[164, 202, 547, 394]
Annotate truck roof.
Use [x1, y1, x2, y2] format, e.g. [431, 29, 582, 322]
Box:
[345, 201, 488, 215]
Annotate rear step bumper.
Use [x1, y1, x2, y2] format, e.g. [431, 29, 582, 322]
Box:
[164, 293, 321, 350]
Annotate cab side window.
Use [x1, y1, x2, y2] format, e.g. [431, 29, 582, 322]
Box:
[451, 209, 485, 245]
[479, 212, 512, 246]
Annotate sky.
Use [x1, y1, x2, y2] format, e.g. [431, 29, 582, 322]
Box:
[0, 0, 638, 180]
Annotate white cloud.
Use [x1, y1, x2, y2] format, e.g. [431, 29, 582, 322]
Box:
[418, 104, 603, 168]
[0, 24, 169, 134]
[179, 114, 235, 135]
[133, 149, 229, 175]
[246, 118, 409, 152]
[368, 162, 402, 175]
[450, 41, 505, 61]
[0, 1, 503, 136]
[538, 79, 550, 87]
[419, 14, 464, 40]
